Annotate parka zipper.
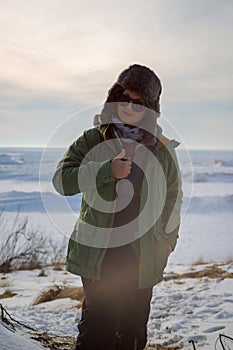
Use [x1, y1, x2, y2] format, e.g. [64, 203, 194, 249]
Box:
[91, 137, 119, 283]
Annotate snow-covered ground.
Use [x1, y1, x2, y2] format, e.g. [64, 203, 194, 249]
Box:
[0, 148, 233, 349]
[149, 264, 233, 349]
[0, 321, 46, 350]
[1, 262, 233, 349]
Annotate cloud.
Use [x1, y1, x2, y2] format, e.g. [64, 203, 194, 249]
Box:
[0, 0, 233, 148]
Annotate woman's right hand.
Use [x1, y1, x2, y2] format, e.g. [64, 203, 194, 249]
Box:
[110, 149, 132, 179]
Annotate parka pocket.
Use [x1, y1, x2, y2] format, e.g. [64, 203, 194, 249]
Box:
[67, 238, 90, 268]
[152, 236, 169, 273]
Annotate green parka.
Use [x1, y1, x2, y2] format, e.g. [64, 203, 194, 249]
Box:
[52, 124, 182, 289]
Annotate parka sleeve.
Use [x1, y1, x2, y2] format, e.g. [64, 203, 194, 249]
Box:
[52, 130, 116, 196]
[161, 145, 183, 250]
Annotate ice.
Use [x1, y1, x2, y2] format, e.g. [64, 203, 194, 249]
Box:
[0, 153, 24, 165]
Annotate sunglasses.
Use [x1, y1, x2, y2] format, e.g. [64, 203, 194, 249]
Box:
[118, 93, 146, 113]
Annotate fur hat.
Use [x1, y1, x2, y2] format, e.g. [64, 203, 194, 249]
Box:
[115, 64, 162, 112]
[100, 64, 162, 128]
[117, 64, 162, 109]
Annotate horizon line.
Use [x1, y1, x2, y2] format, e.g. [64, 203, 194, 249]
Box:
[0, 145, 232, 151]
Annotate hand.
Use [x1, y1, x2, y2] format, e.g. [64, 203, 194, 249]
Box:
[110, 149, 132, 179]
[167, 244, 173, 256]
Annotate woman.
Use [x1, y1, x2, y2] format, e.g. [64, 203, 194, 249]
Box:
[52, 64, 182, 350]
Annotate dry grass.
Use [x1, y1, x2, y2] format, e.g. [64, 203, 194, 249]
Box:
[30, 332, 76, 350]
[158, 347, 180, 350]
[192, 257, 233, 266]
[0, 278, 11, 288]
[32, 285, 84, 306]
[30, 333, 179, 350]
[11, 260, 42, 272]
[53, 263, 65, 271]
[166, 264, 233, 280]
[37, 269, 48, 277]
[146, 346, 180, 350]
[192, 257, 208, 265]
[178, 267, 233, 279]
[0, 289, 17, 299]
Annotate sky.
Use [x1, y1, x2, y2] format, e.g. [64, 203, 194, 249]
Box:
[0, 0, 233, 149]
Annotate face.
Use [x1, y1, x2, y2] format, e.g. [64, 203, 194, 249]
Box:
[117, 89, 146, 125]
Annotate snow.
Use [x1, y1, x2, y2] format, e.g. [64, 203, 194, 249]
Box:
[1, 264, 233, 349]
[169, 213, 233, 265]
[0, 148, 233, 349]
[148, 273, 233, 349]
[0, 267, 83, 338]
[0, 322, 46, 350]
[0, 153, 24, 165]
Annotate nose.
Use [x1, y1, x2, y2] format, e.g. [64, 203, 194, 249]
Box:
[125, 102, 134, 110]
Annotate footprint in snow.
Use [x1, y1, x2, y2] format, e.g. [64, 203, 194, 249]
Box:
[203, 325, 225, 333]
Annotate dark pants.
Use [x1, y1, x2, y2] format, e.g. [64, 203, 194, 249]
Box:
[75, 245, 152, 350]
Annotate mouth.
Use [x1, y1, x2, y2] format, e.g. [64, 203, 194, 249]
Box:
[122, 110, 134, 118]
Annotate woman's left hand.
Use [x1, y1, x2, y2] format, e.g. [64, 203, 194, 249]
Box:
[167, 244, 173, 256]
